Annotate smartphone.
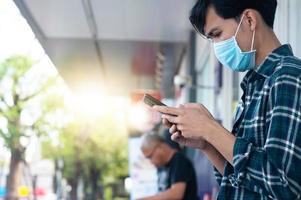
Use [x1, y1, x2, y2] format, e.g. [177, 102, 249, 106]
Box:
[143, 94, 166, 107]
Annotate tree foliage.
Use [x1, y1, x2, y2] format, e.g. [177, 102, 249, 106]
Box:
[0, 55, 67, 199]
[42, 103, 129, 198]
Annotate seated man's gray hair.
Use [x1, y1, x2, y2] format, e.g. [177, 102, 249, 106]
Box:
[141, 132, 164, 149]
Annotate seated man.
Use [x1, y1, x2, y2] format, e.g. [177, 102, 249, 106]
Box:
[139, 133, 198, 200]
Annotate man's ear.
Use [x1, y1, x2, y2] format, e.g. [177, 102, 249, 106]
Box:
[244, 9, 257, 31]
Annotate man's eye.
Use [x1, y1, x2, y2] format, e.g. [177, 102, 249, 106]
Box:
[212, 32, 222, 38]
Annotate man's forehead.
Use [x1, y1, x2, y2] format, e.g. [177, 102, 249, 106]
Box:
[142, 143, 157, 152]
[204, 6, 222, 36]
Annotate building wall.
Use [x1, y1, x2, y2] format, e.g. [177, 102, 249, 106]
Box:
[274, 0, 301, 58]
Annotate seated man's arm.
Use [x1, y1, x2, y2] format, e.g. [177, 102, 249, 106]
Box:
[138, 182, 186, 200]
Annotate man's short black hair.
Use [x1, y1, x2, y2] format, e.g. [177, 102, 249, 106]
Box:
[190, 0, 278, 36]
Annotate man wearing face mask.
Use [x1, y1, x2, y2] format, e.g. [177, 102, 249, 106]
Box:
[154, 0, 301, 199]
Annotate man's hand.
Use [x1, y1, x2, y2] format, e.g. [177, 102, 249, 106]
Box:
[169, 130, 208, 150]
[159, 104, 210, 150]
[155, 103, 219, 142]
[157, 103, 231, 174]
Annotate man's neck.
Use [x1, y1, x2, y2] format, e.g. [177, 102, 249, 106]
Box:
[255, 28, 281, 67]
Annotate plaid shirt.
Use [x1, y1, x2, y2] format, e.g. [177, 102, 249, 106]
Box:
[215, 44, 301, 200]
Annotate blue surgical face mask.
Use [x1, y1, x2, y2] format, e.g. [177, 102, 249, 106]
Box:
[213, 15, 256, 72]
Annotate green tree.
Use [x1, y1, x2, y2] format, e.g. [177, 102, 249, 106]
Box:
[43, 121, 83, 200]
[42, 112, 128, 200]
[0, 55, 65, 200]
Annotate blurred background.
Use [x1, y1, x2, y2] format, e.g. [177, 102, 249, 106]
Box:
[0, 0, 301, 199]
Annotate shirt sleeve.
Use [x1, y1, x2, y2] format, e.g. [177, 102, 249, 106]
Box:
[213, 167, 223, 186]
[229, 73, 301, 199]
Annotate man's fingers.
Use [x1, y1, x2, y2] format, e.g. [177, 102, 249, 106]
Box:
[184, 103, 214, 119]
[162, 118, 172, 128]
[171, 132, 181, 141]
[153, 106, 182, 116]
[183, 103, 201, 109]
[169, 124, 177, 134]
[162, 114, 179, 124]
[171, 132, 185, 145]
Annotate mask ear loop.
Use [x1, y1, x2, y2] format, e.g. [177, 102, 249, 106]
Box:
[250, 29, 256, 51]
[234, 15, 245, 38]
